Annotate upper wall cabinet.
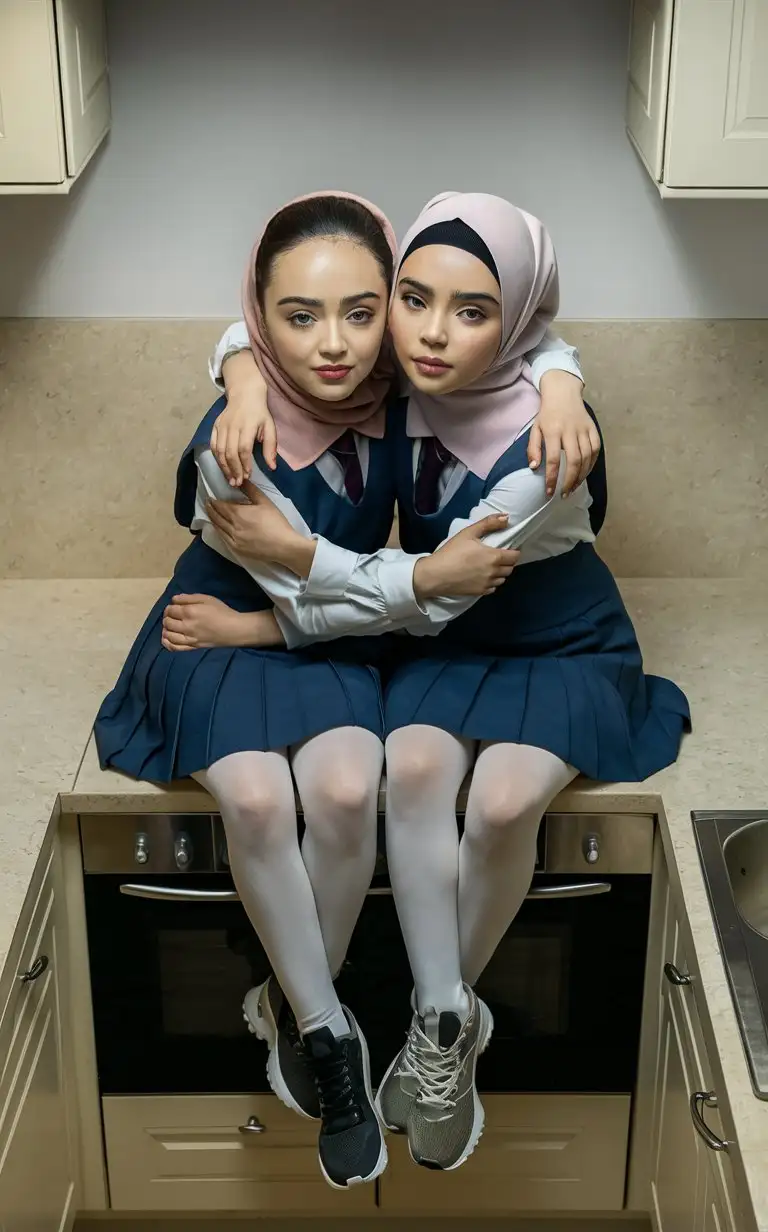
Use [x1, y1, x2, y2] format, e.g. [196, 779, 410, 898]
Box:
[627, 0, 768, 196]
[0, 0, 110, 193]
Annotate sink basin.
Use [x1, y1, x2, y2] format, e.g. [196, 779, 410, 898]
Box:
[724, 818, 768, 941]
[693, 810, 768, 1100]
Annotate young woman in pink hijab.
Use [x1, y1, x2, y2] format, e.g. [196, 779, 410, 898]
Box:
[189, 194, 689, 1177]
[96, 192, 524, 1192]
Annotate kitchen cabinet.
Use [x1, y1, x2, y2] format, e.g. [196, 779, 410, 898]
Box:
[626, 0, 768, 196]
[635, 851, 743, 1231]
[0, 844, 77, 1232]
[378, 1094, 630, 1214]
[0, 0, 110, 193]
[101, 1094, 375, 1214]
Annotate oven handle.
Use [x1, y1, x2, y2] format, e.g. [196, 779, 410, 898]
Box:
[525, 881, 612, 900]
[118, 880, 611, 904]
[119, 884, 240, 902]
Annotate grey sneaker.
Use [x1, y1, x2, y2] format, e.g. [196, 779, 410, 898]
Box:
[375, 1019, 422, 1133]
[243, 977, 320, 1119]
[405, 988, 493, 1171]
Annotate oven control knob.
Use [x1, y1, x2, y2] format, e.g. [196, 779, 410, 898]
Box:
[584, 834, 600, 864]
[134, 833, 150, 865]
[174, 833, 193, 870]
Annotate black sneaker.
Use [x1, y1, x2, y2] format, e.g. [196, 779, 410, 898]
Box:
[303, 1008, 388, 1189]
[243, 978, 320, 1119]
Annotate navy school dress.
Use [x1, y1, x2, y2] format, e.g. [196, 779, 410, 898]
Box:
[385, 401, 690, 782]
[95, 398, 396, 783]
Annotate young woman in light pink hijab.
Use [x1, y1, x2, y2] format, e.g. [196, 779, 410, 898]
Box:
[192, 193, 689, 1176]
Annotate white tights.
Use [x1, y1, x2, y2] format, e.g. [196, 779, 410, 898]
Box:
[194, 727, 382, 1038]
[384, 726, 576, 1016]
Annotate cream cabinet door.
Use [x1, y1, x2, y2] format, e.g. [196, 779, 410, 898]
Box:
[651, 988, 705, 1230]
[0, 0, 65, 183]
[55, 0, 109, 177]
[626, 0, 675, 178]
[0, 921, 76, 1232]
[665, 0, 768, 188]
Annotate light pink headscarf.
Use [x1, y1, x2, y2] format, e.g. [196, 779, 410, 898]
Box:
[397, 192, 559, 480]
[242, 191, 398, 469]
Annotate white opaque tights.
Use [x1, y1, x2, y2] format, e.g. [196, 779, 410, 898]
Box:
[384, 726, 576, 1017]
[194, 726, 382, 1038]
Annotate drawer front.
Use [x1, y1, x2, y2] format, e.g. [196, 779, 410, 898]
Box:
[102, 1094, 375, 1213]
[0, 857, 54, 1098]
[378, 1093, 630, 1212]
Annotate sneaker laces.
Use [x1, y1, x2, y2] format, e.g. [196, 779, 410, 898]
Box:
[312, 1041, 363, 1131]
[398, 1021, 463, 1113]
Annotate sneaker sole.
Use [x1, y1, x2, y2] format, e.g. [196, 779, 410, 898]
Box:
[242, 983, 317, 1122]
[409, 998, 495, 1173]
[320, 1012, 389, 1191]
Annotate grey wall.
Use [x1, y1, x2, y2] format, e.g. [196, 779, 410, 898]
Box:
[2, 0, 768, 319]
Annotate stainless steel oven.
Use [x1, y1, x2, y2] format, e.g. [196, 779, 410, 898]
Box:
[80, 811, 653, 1097]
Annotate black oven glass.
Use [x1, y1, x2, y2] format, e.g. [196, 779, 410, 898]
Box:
[85, 872, 650, 1096]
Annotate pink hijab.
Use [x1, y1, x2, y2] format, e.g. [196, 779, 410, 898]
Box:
[242, 191, 398, 469]
[397, 192, 559, 479]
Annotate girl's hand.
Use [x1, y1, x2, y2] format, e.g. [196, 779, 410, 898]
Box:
[206, 480, 315, 575]
[414, 515, 520, 601]
[528, 370, 601, 499]
[161, 595, 284, 650]
[210, 350, 278, 486]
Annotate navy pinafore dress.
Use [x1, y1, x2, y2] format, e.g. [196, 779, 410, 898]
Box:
[95, 398, 395, 783]
[385, 403, 690, 782]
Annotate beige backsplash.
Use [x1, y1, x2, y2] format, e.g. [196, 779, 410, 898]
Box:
[0, 319, 765, 579]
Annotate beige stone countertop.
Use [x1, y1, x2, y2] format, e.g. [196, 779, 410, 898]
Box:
[2, 576, 768, 1226]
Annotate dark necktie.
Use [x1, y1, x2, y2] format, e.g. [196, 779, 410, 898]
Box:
[415, 436, 455, 515]
[328, 429, 364, 505]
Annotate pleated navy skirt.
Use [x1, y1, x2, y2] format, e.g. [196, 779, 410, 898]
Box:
[385, 543, 690, 783]
[95, 538, 386, 783]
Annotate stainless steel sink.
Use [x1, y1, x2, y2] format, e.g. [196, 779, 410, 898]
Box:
[693, 810, 768, 1100]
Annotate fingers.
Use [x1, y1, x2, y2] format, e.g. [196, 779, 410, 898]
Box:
[574, 430, 595, 490]
[240, 478, 267, 506]
[527, 421, 543, 471]
[236, 430, 253, 486]
[469, 513, 510, 539]
[544, 432, 563, 498]
[171, 593, 210, 605]
[560, 431, 583, 498]
[262, 418, 278, 472]
[163, 615, 191, 634]
[587, 424, 601, 474]
[226, 431, 246, 487]
[212, 423, 234, 486]
[161, 631, 196, 652]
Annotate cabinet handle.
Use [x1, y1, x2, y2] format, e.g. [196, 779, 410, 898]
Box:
[19, 955, 49, 984]
[690, 1091, 729, 1152]
[664, 961, 692, 986]
[238, 1116, 266, 1135]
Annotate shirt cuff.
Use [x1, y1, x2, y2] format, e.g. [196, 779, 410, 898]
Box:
[273, 610, 308, 651]
[528, 347, 583, 392]
[301, 536, 359, 599]
[378, 555, 428, 622]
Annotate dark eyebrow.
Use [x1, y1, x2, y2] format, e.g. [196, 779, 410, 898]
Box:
[276, 291, 381, 309]
[453, 290, 500, 306]
[399, 276, 433, 297]
[276, 296, 322, 308]
[399, 276, 499, 307]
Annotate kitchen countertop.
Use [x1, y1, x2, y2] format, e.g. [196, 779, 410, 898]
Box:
[2, 576, 768, 1226]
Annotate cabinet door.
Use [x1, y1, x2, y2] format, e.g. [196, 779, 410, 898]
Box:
[665, 0, 768, 188]
[651, 991, 704, 1231]
[0, 958, 75, 1231]
[702, 1167, 732, 1232]
[54, 0, 110, 176]
[626, 0, 675, 178]
[0, 0, 65, 183]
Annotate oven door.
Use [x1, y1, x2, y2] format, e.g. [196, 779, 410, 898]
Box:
[85, 867, 648, 1097]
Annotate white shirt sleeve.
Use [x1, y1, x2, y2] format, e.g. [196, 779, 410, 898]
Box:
[193, 449, 421, 649]
[526, 328, 583, 391]
[208, 320, 251, 390]
[287, 454, 577, 642]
